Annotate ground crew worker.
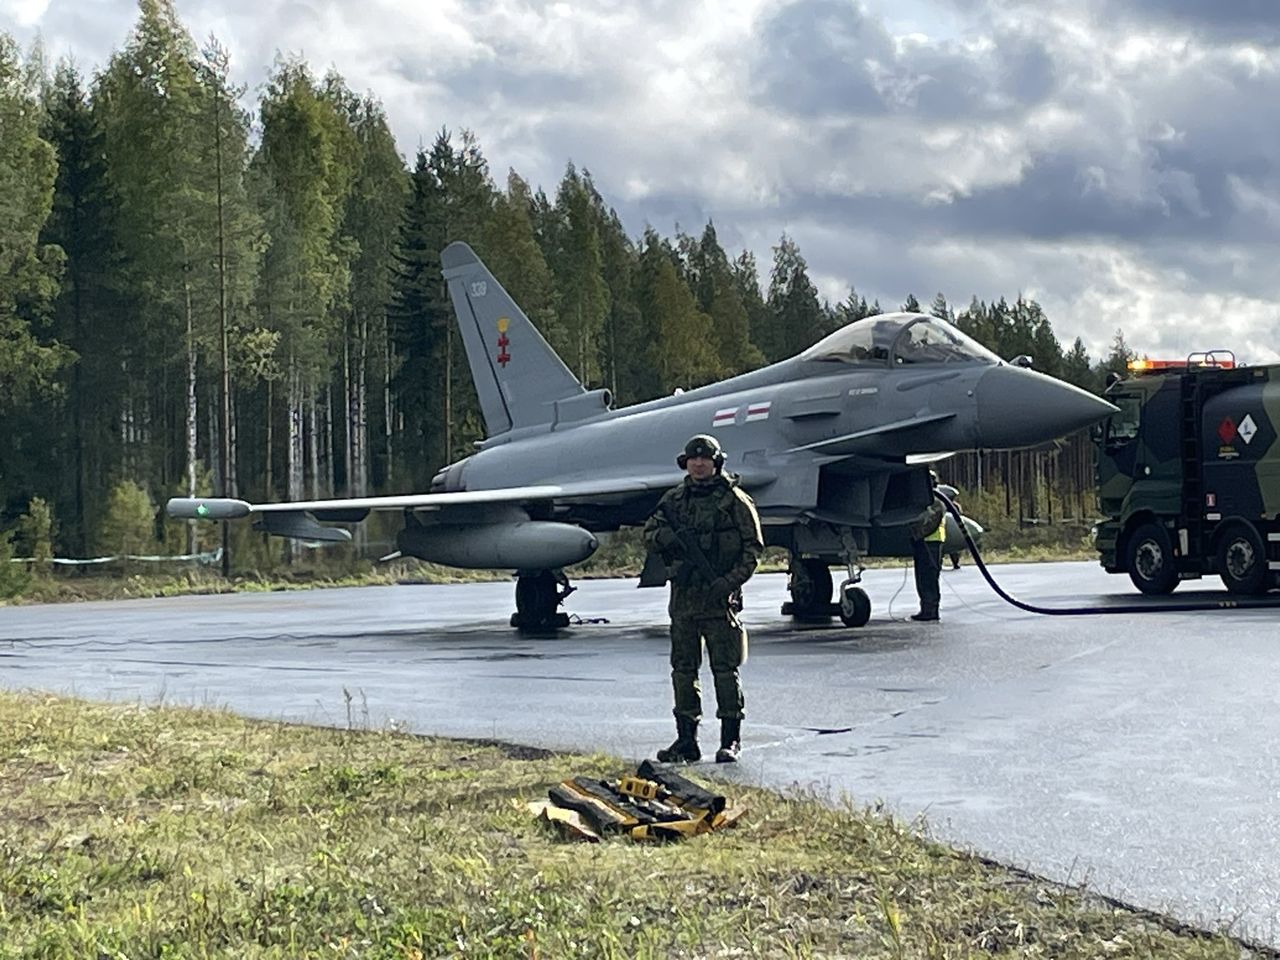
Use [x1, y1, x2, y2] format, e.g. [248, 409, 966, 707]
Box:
[910, 470, 946, 621]
[642, 434, 763, 764]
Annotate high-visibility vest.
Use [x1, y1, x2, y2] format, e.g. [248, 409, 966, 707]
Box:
[925, 514, 946, 543]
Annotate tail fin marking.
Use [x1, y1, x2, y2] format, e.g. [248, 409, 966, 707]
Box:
[442, 242, 584, 436]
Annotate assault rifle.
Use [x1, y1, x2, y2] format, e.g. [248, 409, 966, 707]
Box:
[638, 502, 743, 615]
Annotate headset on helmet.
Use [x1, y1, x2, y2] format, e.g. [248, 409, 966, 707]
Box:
[676, 434, 726, 470]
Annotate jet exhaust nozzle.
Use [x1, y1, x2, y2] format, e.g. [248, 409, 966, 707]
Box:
[397, 521, 598, 569]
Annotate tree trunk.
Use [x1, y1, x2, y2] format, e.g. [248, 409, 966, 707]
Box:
[445, 322, 454, 464]
[214, 74, 234, 574]
[383, 335, 393, 485]
[343, 332, 353, 494]
[323, 383, 334, 498]
[354, 311, 368, 497]
[184, 279, 198, 556]
[265, 378, 274, 501]
[286, 362, 304, 565]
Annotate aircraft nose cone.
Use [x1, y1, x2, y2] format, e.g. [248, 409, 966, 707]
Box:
[974, 365, 1117, 448]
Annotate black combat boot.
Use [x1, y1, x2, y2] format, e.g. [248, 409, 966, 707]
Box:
[910, 604, 939, 622]
[715, 718, 741, 763]
[656, 715, 701, 763]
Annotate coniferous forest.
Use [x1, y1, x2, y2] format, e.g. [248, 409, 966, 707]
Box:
[0, 1, 1140, 575]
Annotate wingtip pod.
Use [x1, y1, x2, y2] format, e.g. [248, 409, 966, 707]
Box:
[440, 241, 479, 272]
[166, 497, 252, 521]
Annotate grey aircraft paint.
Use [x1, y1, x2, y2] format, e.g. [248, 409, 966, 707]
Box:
[168, 242, 1115, 628]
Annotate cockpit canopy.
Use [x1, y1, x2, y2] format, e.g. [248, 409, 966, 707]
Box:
[800, 312, 1003, 366]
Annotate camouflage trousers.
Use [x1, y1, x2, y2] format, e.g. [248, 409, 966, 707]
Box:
[669, 612, 746, 722]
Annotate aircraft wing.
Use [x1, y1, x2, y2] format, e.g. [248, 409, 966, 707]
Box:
[167, 469, 778, 524]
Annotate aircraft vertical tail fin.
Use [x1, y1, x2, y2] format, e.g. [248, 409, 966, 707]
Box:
[442, 241, 584, 436]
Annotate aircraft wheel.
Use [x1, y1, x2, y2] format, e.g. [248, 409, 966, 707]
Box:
[788, 558, 833, 618]
[514, 571, 560, 631]
[1125, 522, 1178, 595]
[838, 582, 871, 627]
[1216, 521, 1268, 595]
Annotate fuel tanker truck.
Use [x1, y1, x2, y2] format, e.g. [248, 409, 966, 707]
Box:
[1094, 352, 1280, 595]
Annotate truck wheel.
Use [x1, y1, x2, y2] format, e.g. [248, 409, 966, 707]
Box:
[1126, 522, 1178, 595]
[1216, 522, 1268, 595]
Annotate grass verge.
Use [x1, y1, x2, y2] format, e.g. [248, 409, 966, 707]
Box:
[0, 692, 1268, 959]
[5, 543, 1099, 607]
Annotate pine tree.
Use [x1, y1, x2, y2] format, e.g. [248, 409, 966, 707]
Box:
[549, 163, 608, 386]
[835, 289, 872, 326]
[98, 0, 199, 503]
[429, 128, 496, 459]
[483, 170, 562, 354]
[730, 251, 771, 360]
[928, 292, 951, 322]
[1097, 329, 1136, 385]
[1062, 337, 1095, 391]
[0, 34, 73, 519]
[901, 293, 921, 313]
[388, 148, 449, 485]
[196, 36, 260, 512]
[332, 87, 407, 498]
[637, 230, 721, 394]
[766, 234, 824, 360]
[580, 174, 639, 401]
[252, 58, 357, 507]
[37, 60, 125, 552]
[684, 222, 765, 376]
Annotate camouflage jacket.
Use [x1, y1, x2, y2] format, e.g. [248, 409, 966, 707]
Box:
[642, 474, 764, 618]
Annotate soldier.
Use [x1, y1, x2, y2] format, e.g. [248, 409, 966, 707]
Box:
[909, 470, 946, 621]
[643, 434, 764, 764]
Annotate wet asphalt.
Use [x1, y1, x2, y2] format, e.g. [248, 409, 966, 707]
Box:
[1, 560, 1278, 946]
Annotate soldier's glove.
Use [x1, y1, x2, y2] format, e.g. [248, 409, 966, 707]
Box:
[709, 577, 734, 601]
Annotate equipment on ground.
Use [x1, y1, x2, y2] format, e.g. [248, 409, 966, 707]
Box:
[528, 760, 745, 842]
[1095, 352, 1280, 595]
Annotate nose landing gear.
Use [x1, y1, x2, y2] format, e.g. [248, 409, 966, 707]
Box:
[783, 529, 873, 628]
[838, 579, 871, 627]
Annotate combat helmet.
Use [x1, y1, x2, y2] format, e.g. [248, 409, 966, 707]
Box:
[677, 434, 726, 470]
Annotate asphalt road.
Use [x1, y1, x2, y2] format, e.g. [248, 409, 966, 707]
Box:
[2, 560, 1279, 946]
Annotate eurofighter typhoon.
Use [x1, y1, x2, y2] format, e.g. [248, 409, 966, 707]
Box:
[170, 242, 1116, 631]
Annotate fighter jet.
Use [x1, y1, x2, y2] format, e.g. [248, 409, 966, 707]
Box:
[169, 242, 1115, 630]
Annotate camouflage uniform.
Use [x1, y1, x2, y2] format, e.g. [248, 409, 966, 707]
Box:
[643, 473, 763, 725]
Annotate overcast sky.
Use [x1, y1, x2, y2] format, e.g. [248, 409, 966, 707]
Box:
[5, 0, 1280, 363]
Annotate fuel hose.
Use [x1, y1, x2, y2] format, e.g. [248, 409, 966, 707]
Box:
[934, 489, 1280, 614]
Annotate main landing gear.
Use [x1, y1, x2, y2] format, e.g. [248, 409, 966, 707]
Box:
[511, 569, 575, 632]
[782, 554, 871, 628]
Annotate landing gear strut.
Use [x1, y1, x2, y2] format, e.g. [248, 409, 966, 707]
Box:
[511, 569, 574, 632]
[836, 527, 871, 627]
[783, 557, 834, 621]
[780, 529, 873, 628]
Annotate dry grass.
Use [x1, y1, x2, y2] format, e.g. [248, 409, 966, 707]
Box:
[0, 692, 1268, 959]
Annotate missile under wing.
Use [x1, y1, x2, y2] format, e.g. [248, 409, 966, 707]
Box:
[169, 242, 1115, 631]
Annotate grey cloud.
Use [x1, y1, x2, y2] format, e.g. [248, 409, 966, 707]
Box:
[1106, 0, 1280, 42]
[752, 1, 1061, 122]
[751, 0, 893, 117]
